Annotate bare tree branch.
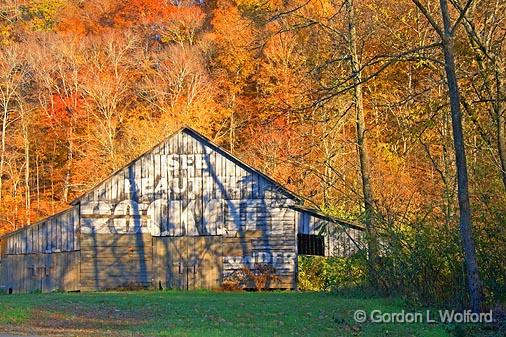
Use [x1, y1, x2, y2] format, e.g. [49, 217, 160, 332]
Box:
[450, 0, 474, 34]
[411, 0, 445, 38]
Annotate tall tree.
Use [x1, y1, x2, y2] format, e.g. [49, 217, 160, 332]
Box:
[344, 0, 380, 284]
[457, 0, 506, 192]
[411, 0, 483, 312]
[0, 45, 27, 202]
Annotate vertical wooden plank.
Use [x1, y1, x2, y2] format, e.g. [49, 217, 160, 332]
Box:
[68, 209, 74, 251]
[180, 131, 187, 154]
[21, 230, 26, 255]
[140, 155, 146, 200]
[167, 153, 175, 199]
[154, 152, 161, 198]
[135, 159, 142, 202]
[118, 168, 126, 201]
[16, 255, 23, 293]
[111, 171, 118, 202]
[104, 179, 109, 201]
[60, 213, 67, 252]
[125, 167, 132, 202]
[43, 222, 48, 253]
[150, 151, 156, 201]
[26, 228, 31, 254]
[209, 150, 217, 199]
[66, 211, 72, 251]
[187, 132, 194, 154]
[161, 153, 168, 200]
[252, 172, 259, 199]
[37, 254, 44, 293]
[35, 224, 40, 253]
[16, 232, 21, 255]
[152, 238, 158, 288]
[224, 152, 232, 200]
[32, 225, 37, 254]
[73, 205, 80, 251]
[168, 200, 181, 236]
[196, 154, 204, 232]
[218, 151, 226, 199]
[104, 176, 111, 202]
[147, 152, 154, 200]
[50, 217, 56, 252]
[57, 213, 62, 252]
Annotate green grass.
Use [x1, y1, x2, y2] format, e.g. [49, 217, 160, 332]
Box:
[0, 291, 500, 337]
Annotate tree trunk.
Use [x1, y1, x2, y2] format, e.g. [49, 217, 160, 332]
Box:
[496, 76, 506, 191]
[36, 151, 40, 212]
[345, 0, 379, 280]
[439, 0, 482, 313]
[461, 1, 506, 192]
[21, 105, 31, 225]
[0, 105, 7, 201]
[63, 132, 73, 202]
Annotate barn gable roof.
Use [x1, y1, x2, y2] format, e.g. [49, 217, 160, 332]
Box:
[290, 204, 364, 231]
[70, 126, 304, 205]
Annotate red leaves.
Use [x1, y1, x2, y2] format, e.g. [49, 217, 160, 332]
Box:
[45, 93, 85, 127]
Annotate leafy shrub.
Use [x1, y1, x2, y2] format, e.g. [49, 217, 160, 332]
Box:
[223, 263, 280, 291]
[298, 254, 367, 292]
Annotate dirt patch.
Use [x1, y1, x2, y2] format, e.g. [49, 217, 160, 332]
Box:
[5, 306, 149, 337]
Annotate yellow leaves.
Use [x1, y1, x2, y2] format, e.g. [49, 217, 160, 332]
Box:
[20, 0, 66, 31]
[0, 25, 12, 46]
[377, 142, 406, 170]
[161, 6, 206, 46]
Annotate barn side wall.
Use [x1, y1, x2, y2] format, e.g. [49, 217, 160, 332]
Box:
[296, 210, 364, 257]
[79, 233, 152, 291]
[78, 129, 298, 291]
[0, 207, 80, 294]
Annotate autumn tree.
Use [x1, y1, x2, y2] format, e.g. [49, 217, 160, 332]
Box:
[0, 44, 28, 202]
[410, 0, 483, 312]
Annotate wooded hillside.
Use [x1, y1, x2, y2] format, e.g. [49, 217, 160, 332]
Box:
[0, 0, 504, 307]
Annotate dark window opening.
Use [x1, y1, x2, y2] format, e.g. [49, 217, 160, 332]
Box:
[298, 234, 325, 256]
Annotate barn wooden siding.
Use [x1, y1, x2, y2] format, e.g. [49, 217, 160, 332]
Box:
[75, 128, 299, 290]
[3, 207, 79, 255]
[0, 208, 80, 293]
[295, 207, 364, 257]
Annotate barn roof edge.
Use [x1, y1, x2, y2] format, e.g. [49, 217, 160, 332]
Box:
[290, 205, 365, 231]
[0, 206, 75, 240]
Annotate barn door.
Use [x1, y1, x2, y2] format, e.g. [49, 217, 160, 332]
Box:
[188, 236, 222, 290]
[166, 237, 187, 289]
[27, 255, 44, 293]
[154, 236, 222, 290]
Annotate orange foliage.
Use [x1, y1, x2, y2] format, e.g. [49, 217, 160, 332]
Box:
[0, 0, 503, 243]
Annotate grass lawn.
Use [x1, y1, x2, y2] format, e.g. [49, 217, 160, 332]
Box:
[0, 291, 500, 337]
